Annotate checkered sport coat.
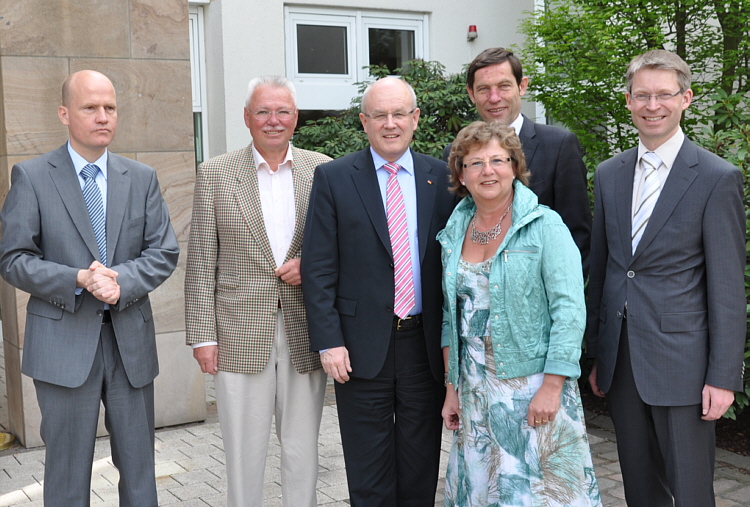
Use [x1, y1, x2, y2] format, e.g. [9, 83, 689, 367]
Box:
[185, 143, 332, 374]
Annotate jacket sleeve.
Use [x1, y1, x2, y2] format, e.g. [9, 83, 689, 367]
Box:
[552, 131, 592, 278]
[110, 168, 179, 310]
[301, 165, 346, 351]
[184, 163, 219, 345]
[702, 166, 746, 392]
[0, 163, 81, 312]
[585, 168, 608, 359]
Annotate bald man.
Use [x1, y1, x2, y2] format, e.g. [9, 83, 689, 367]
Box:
[0, 70, 178, 506]
[302, 77, 457, 506]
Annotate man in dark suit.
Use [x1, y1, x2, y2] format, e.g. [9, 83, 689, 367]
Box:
[587, 50, 746, 507]
[302, 76, 456, 506]
[444, 47, 591, 272]
[0, 70, 179, 506]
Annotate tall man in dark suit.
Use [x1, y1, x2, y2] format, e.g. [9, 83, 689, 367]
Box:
[302, 76, 456, 506]
[587, 50, 746, 507]
[444, 47, 591, 272]
[0, 70, 179, 506]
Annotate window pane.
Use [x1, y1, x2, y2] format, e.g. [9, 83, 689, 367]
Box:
[369, 28, 415, 73]
[297, 25, 348, 74]
[193, 112, 203, 168]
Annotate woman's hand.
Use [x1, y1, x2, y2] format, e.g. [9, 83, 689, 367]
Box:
[527, 374, 565, 428]
[442, 385, 461, 430]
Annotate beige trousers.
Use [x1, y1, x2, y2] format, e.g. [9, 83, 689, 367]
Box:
[215, 311, 327, 507]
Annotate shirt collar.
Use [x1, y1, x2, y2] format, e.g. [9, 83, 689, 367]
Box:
[509, 113, 524, 136]
[637, 127, 685, 170]
[370, 147, 415, 175]
[252, 142, 293, 175]
[68, 141, 108, 180]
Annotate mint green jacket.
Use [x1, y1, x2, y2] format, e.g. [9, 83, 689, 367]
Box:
[438, 181, 585, 385]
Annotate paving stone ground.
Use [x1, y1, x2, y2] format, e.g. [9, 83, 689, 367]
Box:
[1, 345, 749, 506]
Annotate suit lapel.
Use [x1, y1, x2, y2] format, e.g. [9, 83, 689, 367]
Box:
[615, 151, 637, 262]
[48, 146, 102, 263]
[234, 146, 277, 267]
[286, 146, 313, 263]
[518, 116, 538, 168]
[413, 151, 437, 263]
[105, 155, 129, 262]
[632, 140, 699, 261]
[351, 149, 392, 255]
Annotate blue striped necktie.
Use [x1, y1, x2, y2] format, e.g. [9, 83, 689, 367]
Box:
[81, 164, 107, 266]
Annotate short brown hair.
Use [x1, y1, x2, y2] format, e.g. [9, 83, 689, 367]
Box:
[466, 47, 524, 91]
[448, 121, 530, 197]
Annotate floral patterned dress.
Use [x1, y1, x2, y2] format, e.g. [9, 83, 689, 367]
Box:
[444, 258, 602, 507]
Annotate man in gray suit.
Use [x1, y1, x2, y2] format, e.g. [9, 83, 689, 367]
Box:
[444, 47, 591, 272]
[587, 50, 745, 506]
[0, 70, 179, 506]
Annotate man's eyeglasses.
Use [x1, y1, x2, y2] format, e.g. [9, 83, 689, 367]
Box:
[247, 109, 296, 119]
[463, 157, 512, 172]
[630, 89, 684, 103]
[362, 109, 417, 124]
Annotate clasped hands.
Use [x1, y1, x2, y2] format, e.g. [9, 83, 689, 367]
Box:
[77, 260, 120, 305]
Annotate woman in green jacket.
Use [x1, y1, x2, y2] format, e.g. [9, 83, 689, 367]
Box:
[439, 121, 601, 506]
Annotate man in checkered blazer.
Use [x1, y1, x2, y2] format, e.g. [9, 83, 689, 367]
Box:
[185, 76, 331, 507]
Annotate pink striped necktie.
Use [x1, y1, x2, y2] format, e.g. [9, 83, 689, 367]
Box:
[384, 163, 415, 319]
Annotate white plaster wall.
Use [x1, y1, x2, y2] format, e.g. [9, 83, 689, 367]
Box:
[198, 0, 535, 155]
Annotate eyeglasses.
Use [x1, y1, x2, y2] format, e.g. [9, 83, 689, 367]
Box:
[630, 89, 684, 103]
[247, 109, 296, 119]
[463, 157, 512, 172]
[362, 109, 416, 124]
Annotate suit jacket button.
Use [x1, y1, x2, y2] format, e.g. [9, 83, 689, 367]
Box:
[616, 311, 622, 318]
[627, 270, 635, 278]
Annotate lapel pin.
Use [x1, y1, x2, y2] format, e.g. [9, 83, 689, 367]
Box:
[427, 180, 433, 185]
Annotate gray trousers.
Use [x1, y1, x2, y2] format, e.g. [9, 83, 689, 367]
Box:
[606, 322, 716, 507]
[35, 321, 157, 507]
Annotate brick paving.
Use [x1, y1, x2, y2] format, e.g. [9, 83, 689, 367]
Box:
[1, 342, 749, 505]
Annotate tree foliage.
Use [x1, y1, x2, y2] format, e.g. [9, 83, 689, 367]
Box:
[293, 60, 477, 160]
[520, 0, 750, 416]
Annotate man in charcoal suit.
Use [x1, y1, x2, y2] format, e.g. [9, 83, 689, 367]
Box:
[587, 50, 746, 507]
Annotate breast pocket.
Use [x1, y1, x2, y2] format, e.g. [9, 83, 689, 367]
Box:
[502, 248, 542, 329]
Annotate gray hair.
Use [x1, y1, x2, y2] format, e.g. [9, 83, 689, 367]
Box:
[626, 50, 692, 93]
[245, 75, 298, 108]
[360, 76, 417, 113]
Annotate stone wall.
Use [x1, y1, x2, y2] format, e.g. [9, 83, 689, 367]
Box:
[0, 0, 204, 447]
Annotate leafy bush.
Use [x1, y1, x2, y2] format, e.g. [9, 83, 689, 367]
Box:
[293, 59, 477, 160]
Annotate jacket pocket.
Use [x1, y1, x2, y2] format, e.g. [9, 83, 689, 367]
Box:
[335, 297, 357, 316]
[27, 298, 64, 320]
[216, 272, 240, 291]
[661, 310, 708, 332]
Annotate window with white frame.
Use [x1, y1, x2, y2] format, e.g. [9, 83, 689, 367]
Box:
[285, 7, 428, 110]
[189, 5, 208, 167]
